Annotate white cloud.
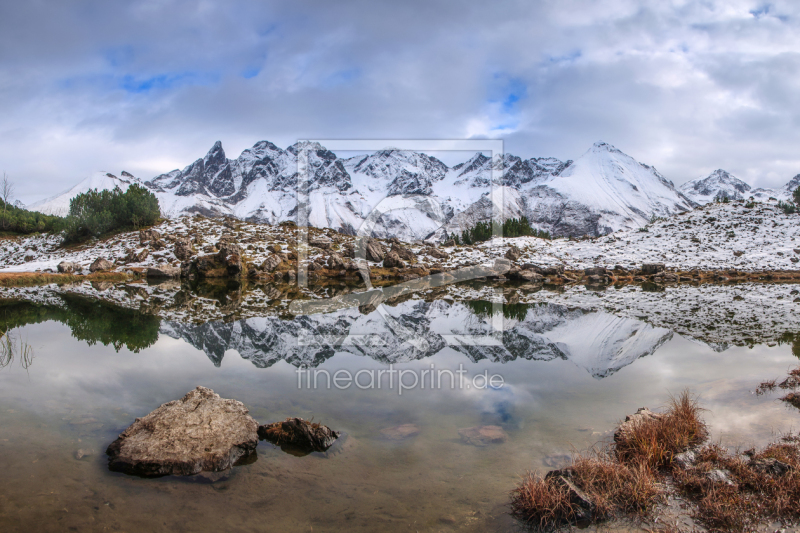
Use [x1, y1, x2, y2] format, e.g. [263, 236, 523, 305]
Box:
[1, 0, 800, 203]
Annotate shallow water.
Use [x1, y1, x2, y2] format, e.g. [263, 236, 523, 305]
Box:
[0, 293, 799, 532]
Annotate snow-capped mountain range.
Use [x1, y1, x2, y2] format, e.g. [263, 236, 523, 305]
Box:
[680, 168, 800, 205]
[27, 139, 800, 240]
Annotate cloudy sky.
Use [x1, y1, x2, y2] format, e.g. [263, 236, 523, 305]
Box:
[1, 0, 799, 204]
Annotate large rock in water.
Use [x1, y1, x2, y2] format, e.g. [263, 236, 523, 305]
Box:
[258, 417, 340, 455]
[106, 386, 258, 476]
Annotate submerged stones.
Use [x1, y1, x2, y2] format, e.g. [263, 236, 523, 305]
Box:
[106, 386, 258, 477]
[458, 425, 508, 446]
[258, 417, 340, 455]
[380, 424, 420, 440]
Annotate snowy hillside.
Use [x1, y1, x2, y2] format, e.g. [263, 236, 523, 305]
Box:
[521, 142, 696, 236]
[680, 169, 752, 204]
[28, 171, 139, 216]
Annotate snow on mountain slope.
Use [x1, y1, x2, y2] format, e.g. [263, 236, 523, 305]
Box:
[28, 171, 139, 216]
[522, 142, 696, 236]
[28, 139, 734, 240]
[679, 169, 752, 204]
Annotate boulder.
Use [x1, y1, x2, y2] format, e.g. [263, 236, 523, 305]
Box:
[126, 248, 149, 263]
[268, 244, 282, 254]
[261, 254, 282, 272]
[216, 242, 241, 263]
[57, 261, 78, 273]
[89, 258, 114, 272]
[642, 263, 665, 275]
[390, 243, 415, 262]
[383, 251, 405, 269]
[457, 425, 507, 446]
[493, 257, 512, 274]
[505, 245, 522, 262]
[614, 407, 663, 443]
[673, 449, 697, 470]
[540, 265, 564, 276]
[147, 264, 181, 279]
[139, 228, 161, 245]
[327, 253, 345, 270]
[174, 237, 195, 261]
[426, 247, 449, 260]
[442, 239, 456, 247]
[365, 240, 386, 262]
[258, 417, 340, 455]
[106, 386, 258, 476]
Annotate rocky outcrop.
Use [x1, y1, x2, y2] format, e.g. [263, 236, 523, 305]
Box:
[89, 258, 114, 272]
[383, 251, 405, 269]
[258, 417, 340, 455]
[106, 386, 259, 476]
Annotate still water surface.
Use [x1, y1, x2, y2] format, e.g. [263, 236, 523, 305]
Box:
[0, 296, 798, 532]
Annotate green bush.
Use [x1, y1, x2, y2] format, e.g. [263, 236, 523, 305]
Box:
[453, 216, 551, 245]
[63, 184, 160, 243]
[778, 200, 796, 214]
[0, 200, 64, 235]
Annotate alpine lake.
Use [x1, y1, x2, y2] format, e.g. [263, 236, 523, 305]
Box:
[1, 277, 799, 532]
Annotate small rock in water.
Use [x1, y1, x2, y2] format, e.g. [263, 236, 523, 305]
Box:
[106, 386, 258, 477]
[258, 417, 340, 455]
[380, 424, 420, 440]
[74, 448, 93, 460]
[458, 425, 507, 446]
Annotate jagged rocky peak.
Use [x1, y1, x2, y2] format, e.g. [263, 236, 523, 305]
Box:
[783, 173, 800, 193]
[679, 169, 752, 204]
[347, 149, 448, 183]
[285, 141, 327, 155]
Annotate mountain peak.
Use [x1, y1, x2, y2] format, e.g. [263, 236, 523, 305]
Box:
[286, 141, 326, 155]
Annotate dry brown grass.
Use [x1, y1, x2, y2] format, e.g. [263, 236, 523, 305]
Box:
[755, 378, 777, 395]
[615, 391, 708, 470]
[0, 271, 132, 287]
[510, 447, 663, 528]
[509, 472, 578, 528]
[571, 452, 662, 515]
